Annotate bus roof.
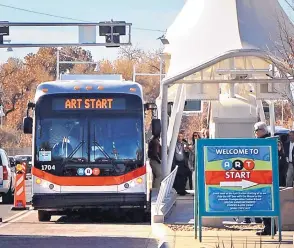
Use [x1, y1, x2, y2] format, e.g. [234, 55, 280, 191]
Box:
[34, 80, 144, 102]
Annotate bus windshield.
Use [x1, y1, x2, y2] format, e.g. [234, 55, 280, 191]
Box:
[34, 93, 144, 176]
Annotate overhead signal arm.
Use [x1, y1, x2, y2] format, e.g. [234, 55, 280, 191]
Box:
[0, 21, 132, 48]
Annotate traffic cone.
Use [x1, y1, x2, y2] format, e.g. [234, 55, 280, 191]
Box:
[11, 163, 29, 211]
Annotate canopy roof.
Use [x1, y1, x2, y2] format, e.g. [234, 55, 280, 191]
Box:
[164, 0, 294, 83]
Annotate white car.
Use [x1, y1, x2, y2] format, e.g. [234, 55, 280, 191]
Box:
[0, 149, 15, 204]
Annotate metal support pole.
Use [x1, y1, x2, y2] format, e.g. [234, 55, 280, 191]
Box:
[167, 85, 183, 145]
[133, 64, 136, 82]
[167, 85, 186, 174]
[281, 101, 284, 126]
[229, 83, 235, 98]
[56, 49, 60, 80]
[161, 84, 169, 179]
[269, 101, 275, 137]
[159, 54, 163, 94]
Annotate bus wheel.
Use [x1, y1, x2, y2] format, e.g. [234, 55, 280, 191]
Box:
[38, 210, 51, 222]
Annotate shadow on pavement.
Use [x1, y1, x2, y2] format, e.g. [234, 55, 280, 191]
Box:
[55, 210, 151, 225]
[0, 235, 158, 248]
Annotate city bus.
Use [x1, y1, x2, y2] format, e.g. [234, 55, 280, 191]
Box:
[23, 75, 156, 222]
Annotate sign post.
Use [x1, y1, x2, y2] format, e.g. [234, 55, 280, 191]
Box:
[196, 138, 281, 242]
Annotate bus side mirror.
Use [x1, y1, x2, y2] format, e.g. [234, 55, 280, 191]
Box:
[152, 119, 161, 136]
[23, 116, 33, 134]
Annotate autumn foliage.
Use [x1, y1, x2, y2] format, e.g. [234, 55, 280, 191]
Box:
[1, 41, 292, 151]
[0, 46, 202, 149]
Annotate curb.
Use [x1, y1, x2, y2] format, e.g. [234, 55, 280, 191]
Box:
[152, 223, 175, 248]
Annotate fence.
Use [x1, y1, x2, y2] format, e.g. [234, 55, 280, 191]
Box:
[4, 147, 32, 156]
[155, 165, 178, 215]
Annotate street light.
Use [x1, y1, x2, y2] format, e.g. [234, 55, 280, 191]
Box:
[157, 34, 169, 45]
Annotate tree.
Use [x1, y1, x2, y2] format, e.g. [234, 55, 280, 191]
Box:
[269, 2, 294, 118]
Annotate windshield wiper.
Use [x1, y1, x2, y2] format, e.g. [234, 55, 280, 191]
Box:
[62, 122, 86, 165]
[61, 140, 86, 165]
[93, 141, 112, 160]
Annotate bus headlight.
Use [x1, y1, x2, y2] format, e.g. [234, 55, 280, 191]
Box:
[36, 178, 42, 184]
[136, 177, 143, 184]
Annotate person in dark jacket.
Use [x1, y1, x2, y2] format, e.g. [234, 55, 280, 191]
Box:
[172, 131, 190, 195]
[283, 130, 294, 186]
[187, 132, 201, 189]
[278, 140, 288, 187]
[148, 134, 162, 188]
[254, 122, 276, 236]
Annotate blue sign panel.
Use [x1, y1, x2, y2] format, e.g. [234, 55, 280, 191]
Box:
[195, 138, 281, 242]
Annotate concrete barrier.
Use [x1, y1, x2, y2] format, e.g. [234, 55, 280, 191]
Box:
[151, 188, 177, 224]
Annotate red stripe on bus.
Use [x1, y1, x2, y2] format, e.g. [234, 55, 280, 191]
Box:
[31, 166, 146, 186]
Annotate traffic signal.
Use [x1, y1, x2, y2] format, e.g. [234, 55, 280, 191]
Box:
[0, 25, 9, 45]
[99, 21, 126, 48]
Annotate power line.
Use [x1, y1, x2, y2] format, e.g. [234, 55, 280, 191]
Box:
[0, 3, 165, 33]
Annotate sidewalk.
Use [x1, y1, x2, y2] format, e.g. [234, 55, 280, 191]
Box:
[154, 224, 294, 248]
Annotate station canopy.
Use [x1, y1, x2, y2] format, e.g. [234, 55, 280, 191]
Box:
[162, 0, 294, 97]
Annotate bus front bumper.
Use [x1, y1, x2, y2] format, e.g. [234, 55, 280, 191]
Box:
[32, 193, 147, 210]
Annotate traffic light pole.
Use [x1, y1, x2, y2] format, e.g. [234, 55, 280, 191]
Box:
[0, 21, 132, 48]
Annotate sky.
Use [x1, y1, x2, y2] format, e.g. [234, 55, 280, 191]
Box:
[0, 0, 292, 64]
[0, 0, 184, 63]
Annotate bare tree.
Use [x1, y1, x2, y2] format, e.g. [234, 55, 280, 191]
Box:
[266, 2, 294, 115]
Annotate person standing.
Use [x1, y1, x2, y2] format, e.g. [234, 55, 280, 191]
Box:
[201, 128, 209, 139]
[277, 140, 288, 186]
[187, 132, 201, 190]
[172, 131, 190, 195]
[284, 130, 294, 187]
[148, 134, 162, 188]
[253, 122, 276, 236]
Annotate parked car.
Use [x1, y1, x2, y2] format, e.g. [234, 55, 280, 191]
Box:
[0, 148, 15, 204]
[14, 155, 32, 178]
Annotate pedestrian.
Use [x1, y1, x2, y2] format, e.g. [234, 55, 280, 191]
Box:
[283, 130, 294, 187]
[253, 122, 276, 236]
[172, 131, 190, 195]
[278, 139, 288, 187]
[201, 128, 209, 139]
[187, 132, 201, 190]
[147, 134, 162, 188]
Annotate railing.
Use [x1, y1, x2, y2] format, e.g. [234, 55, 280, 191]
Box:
[155, 165, 178, 215]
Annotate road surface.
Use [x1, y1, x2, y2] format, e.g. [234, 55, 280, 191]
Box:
[0, 179, 32, 220]
[0, 180, 157, 248]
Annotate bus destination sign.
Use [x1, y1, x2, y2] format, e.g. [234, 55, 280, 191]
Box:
[52, 97, 126, 110]
[65, 98, 113, 109]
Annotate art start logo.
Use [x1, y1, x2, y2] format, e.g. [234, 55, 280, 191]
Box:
[221, 159, 255, 179]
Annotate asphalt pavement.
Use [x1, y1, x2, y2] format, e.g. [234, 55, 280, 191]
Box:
[0, 179, 32, 221]
[0, 179, 157, 248]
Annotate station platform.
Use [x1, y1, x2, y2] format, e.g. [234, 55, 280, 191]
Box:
[159, 192, 294, 248]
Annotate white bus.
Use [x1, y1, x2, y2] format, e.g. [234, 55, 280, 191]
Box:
[23, 75, 158, 221]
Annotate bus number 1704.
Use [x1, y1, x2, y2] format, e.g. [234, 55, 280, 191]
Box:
[41, 165, 56, 171]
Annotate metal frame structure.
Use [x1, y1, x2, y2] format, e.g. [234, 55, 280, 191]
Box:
[0, 21, 132, 48]
[160, 49, 293, 178]
[56, 48, 99, 80]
